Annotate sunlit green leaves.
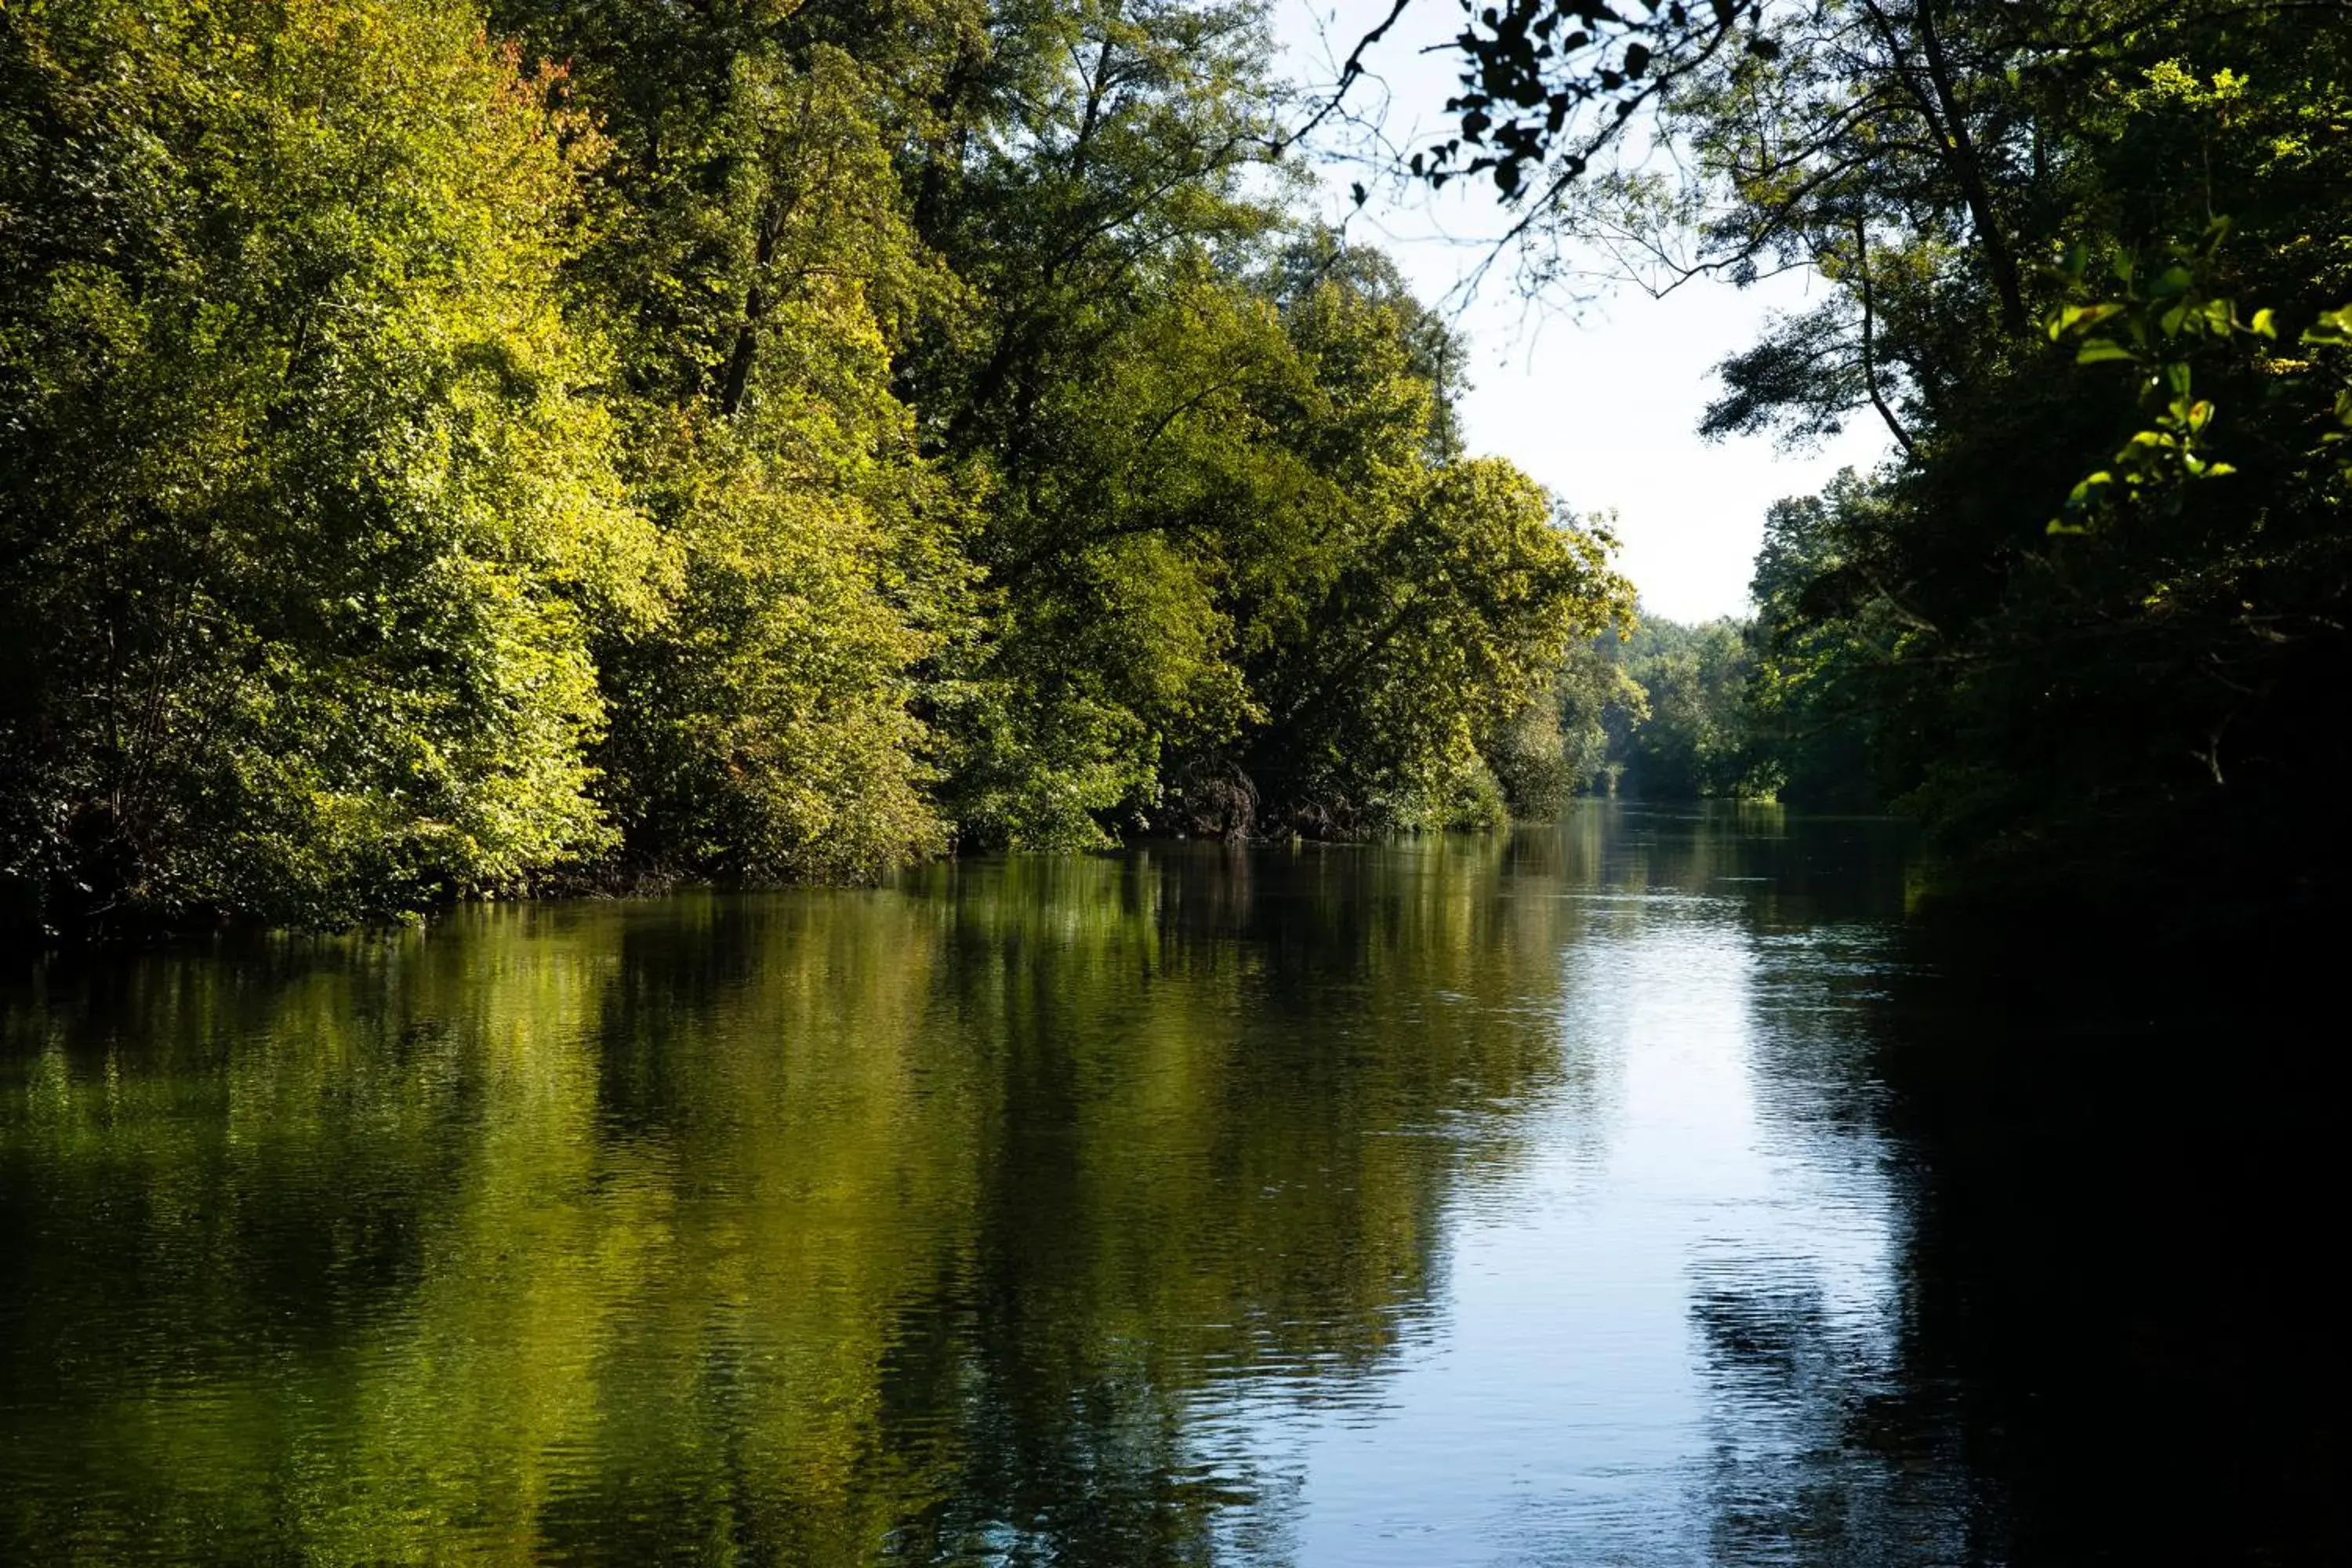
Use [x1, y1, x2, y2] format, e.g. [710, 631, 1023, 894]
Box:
[2305, 307, 2352, 347]
[0, 0, 653, 931]
[0, 0, 1653, 929]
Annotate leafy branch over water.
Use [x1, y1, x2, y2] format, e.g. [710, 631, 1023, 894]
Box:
[1363, 0, 2352, 913]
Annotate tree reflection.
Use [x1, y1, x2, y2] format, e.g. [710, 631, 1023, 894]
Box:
[1, 837, 1587, 1564]
[1859, 935, 2343, 1566]
[1684, 1258, 1979, 1566]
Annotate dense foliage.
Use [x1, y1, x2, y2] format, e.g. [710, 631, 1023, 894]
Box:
[1427, 0, 2352, 917]
[0, 0, 1628, 933]
[0, 0, 657, 931]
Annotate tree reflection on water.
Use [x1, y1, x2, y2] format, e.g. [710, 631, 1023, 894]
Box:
[0, 808, 2333, 1563]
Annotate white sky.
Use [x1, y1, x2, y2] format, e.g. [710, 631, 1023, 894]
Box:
[1271, 2, 1889, 622]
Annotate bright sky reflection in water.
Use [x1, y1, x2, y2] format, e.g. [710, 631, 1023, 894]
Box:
[3, 807, 1990, 1565]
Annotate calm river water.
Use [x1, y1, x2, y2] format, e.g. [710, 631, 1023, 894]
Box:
[1, 808, 2336, 1564]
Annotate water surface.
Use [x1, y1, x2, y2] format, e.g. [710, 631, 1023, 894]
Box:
[1, 808, 2332, 1563]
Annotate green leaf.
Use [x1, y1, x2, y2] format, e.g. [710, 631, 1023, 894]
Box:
[2074, 339, 2136, 365]
[2303, 307, 2352, 346]
[2051, 301, 2125, 339]
[2066, 471, 2114, 506]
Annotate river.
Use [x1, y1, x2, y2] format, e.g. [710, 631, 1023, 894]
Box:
[0, 806, 2332, 1563]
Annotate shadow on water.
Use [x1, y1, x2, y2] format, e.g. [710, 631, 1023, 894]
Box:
[0, 804, 2337, 1563]
[1860, 920, 2347, 1566]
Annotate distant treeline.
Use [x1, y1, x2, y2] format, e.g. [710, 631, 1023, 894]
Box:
[1491, 610, 1868, 811]
[0, 0, 1630, 935]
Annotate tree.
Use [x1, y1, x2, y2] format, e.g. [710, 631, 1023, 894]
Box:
[904, 0, 1294, 847]
[0, 0, 658, 931]
[489, 2, 974, 882]
[1612, 616, 1755, 799]
[1409, 0, 2352, 913]
[1741, 477, 1896, 811]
